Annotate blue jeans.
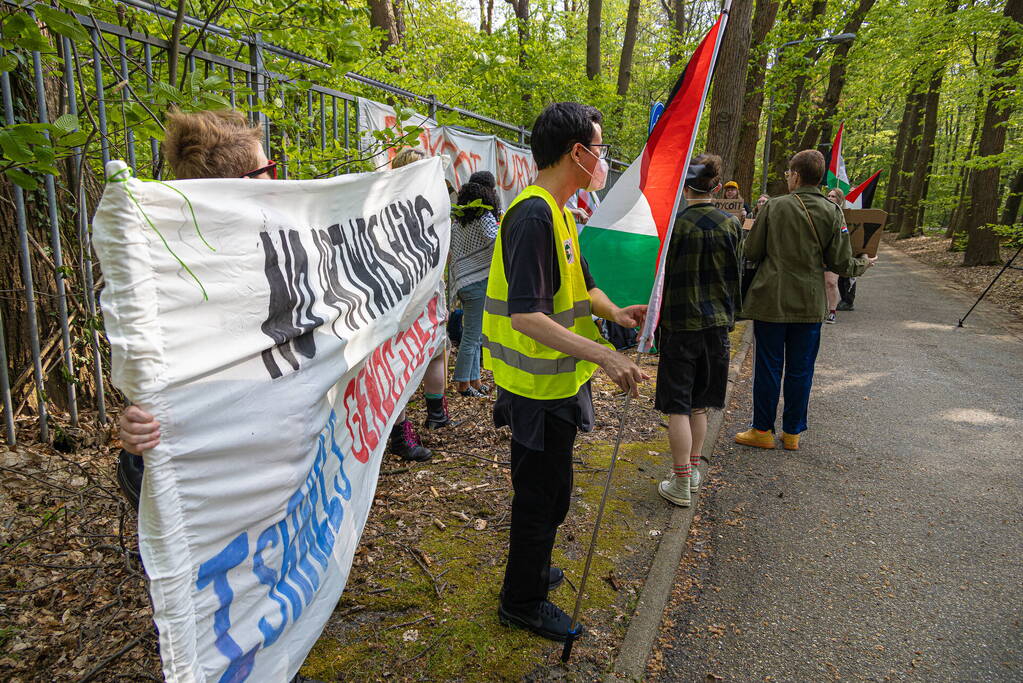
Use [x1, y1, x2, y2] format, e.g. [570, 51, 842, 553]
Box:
[752, 321, 822, 434]
[454, 279, 487, 382]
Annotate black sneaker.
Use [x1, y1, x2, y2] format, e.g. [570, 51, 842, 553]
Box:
[548, 567, 565, 591]
[498, 600, 582, 642]
[836, 301, 854, 311]
[388, 420, 432, 462]
[424, 395, 451, 429]
[458, 386, 487, 398]
[116, 449, 144, 511]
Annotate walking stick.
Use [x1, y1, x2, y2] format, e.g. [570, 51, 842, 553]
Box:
[561, 391, 632, 663]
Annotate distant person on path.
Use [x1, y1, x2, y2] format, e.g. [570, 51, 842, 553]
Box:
[654, 154, 742, 508]
[735, 150, 876, 451]
[484, 102, 647, 643]
[827, 187, 857, 311]
[723, 180, 752, 217]
[450, 171, 501, 397]
[823, 187, 846, 323]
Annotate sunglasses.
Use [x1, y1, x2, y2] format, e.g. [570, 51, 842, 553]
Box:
[240, 160, 277, 179]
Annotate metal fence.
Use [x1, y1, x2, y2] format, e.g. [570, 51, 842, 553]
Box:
[1, 0, 625, 446]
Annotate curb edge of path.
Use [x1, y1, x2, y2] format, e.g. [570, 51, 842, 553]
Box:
[608, 322, 755, 682]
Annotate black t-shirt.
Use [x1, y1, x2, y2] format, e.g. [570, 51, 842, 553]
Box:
[493, 196, 598, 451]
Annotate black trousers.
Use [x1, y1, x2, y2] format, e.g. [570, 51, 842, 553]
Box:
[838, 276, 857, 306]
[501, 411, 576, 617]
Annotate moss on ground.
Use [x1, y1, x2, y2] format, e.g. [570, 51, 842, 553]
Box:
[301, 439, 668, 682]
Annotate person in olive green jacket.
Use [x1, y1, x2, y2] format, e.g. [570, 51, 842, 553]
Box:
[735, 149, 877, 451]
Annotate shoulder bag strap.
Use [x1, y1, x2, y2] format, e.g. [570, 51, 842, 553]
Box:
[793, 193, 825, 260]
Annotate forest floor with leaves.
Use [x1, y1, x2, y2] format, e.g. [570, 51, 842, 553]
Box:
[0, 326, 745, 682]
[883, 231, 1023, 318]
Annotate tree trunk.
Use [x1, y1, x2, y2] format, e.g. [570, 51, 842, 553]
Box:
[946, 84, 985, 238]
[479, 0, 495, 33]
[798, 0, 878, 151]
[616, 0, 642, 96]
[505, 0, 530, 67]
[705, 0, 755, 180]
[733, 0, 780, 200]
[766, 0, 827, 187]
[883, 93, 914, 221]
[963, 0, 1022, 266]
[1000, 169, 1023, 228]
[899, 70, 944, 238]
[368, 0, 401, 53]
[665, 0, 687, 67]
[887, 88, 925, 234]
[586, 0, 601, 79]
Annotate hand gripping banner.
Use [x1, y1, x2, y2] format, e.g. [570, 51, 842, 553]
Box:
[92, 157, 450, 682]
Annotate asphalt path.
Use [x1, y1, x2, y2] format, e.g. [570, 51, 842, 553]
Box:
[654, 245, 1023, 682]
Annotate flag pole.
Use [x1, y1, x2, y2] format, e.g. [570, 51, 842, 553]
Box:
[561, 391, 632, 663]
[638, 0, 733, 352]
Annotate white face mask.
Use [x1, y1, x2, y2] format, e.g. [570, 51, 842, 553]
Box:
[576, 145, 609, 192]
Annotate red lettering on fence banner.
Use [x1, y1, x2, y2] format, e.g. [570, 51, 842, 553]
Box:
[344, 297, 442, 463]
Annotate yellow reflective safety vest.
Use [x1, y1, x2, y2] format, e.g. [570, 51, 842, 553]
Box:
[482, 185, 612, 400]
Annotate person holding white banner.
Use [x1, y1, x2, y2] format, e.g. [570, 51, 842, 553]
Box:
[117, 108, 281, 505]
[483, 102, 648, 642]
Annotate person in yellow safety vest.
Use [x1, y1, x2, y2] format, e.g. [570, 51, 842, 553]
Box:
[485, 102, 648, 643]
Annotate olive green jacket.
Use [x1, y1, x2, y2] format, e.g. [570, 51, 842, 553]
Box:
[741, 186, 869, 323]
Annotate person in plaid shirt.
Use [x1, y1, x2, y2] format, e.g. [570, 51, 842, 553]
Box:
[655, 153, 743, 507]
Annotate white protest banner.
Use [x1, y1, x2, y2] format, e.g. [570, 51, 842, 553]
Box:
[93, 157, 450, 682]
[357, 97, 536, 208]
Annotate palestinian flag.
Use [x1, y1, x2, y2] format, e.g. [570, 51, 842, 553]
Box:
[846, 169, 881, 209]
[579, 5, 729, 351]
[826, 123, 851, 193]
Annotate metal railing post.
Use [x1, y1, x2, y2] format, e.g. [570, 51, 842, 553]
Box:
[249, 33, 270, 156]
[32, 39, 79, 427]
[1, 68, 49, 442]
[0, 307, 14, 444]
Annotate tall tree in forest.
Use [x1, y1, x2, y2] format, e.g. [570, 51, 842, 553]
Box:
[883, 93, 916, 223]
[766, 0, 829, 189]
[733, 0, 780, 200]
[505, 0, 530, 66]
[963, 0, 1023, 265]
[587, 0, 601, 79]
[888, 87, 926, 234]
[899, 69, 945, 238]
[797, 0, 878, 151]
[1001, 169, 1023, 228]
[616, 0, 642, 96]
[663, 0, 687, 66]
[368, 0, 402, 52]
[479, 0, 495, 34]
[705, 0, 755, 181]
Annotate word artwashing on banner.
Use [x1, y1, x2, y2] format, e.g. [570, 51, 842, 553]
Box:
[259, 196, 442, 379]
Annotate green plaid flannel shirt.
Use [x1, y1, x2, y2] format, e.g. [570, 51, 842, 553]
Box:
[660, 203, 743, 332]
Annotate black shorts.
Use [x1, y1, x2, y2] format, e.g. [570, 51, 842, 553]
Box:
[654, 327, 730, 415]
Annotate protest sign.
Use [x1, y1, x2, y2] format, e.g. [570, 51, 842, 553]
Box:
[713, 198, 747, 222]
[357, 97, 536, 208]
[844, 208, 887, 258]
[93, 157, 450, 682]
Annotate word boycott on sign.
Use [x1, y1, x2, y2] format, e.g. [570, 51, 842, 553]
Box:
[93, 158, 450, 682]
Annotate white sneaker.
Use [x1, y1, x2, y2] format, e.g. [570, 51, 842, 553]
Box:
[690, 467, 701, 493]
[657, 474, 691, 507]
